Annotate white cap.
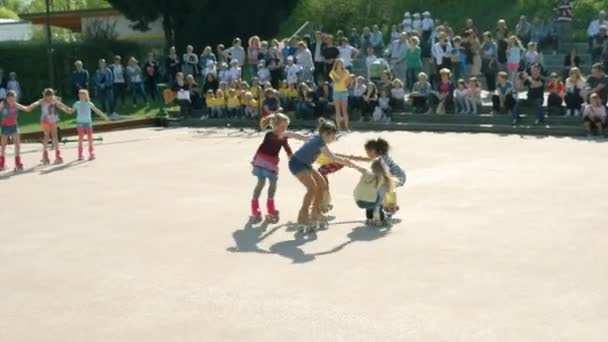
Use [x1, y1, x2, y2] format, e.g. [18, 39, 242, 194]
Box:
[423, 11, 431, 16]
[287, 56, 294, 61]
[413, 13, 420, 18]
[230, 59, 239, 64]
[403, 11, 411, 17]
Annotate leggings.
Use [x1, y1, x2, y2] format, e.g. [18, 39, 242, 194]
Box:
[252, 177, 277, 200]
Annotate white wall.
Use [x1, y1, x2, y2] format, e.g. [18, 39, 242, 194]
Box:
[81, 15, 164, 41]
[0, 21, 33, 41]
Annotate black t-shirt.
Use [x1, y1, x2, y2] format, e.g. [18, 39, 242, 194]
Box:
[587, 74, 608, 101]
[497, 39, 508, 64]
[322, 46, 340, 62]
[524, 76, 545, 99]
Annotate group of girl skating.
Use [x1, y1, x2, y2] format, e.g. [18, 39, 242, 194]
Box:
[249, 113, 406, 231]
[0, 89, 108, 172]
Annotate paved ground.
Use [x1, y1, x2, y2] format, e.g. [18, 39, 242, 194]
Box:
[1, 128, 607, 342]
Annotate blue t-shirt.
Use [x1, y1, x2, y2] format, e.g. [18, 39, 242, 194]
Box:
[73, 101, 96, 124]
[292, 134, 325, 165]
[495, 81, 513, 95]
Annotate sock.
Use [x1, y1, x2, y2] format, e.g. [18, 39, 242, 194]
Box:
[15, 155, 21, 166]
[267, 199, 276, 213]
[251, 199, 260, 215]
[0, 155, 5, 167]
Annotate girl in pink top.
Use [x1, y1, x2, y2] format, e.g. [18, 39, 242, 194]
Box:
[0, 91, 33, 171]
[28, 88, 71, 165]
[583, 93, 606, 137]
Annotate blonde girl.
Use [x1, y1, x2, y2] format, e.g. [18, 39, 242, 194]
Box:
[0, 91, 33, 171]
[506, 36, 524, 85]
[66, 89, 109, 160]
[351, 159, 395, 226]
[29, 88, 72, 164]
[329, 58, 352, 131]
[250, 113, 293, 223]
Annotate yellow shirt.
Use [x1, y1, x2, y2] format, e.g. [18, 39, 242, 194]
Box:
[287, 88, 298, 99]
[330, 70, 351, 92]
[316, 153, 332, 165]
[206, 97, 218, 107]
[278, 88, 290, 98]
[245, 99, 258, 108]
[353, 172, 384, 203]
[251, 86, 261, 99]
[227, 96, 241, 108]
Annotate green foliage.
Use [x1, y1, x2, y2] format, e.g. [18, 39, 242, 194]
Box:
[0, 40, 149, 102]
[0, 6, 18, 19]
[19, 0, 110, 13]
[280, 0, 607, 41]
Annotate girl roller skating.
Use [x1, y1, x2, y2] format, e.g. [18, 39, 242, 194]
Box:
[29, 88, 71, 165]
[250, 113, 293, 224]
[351, 159, 394, 226]
[364, 138, 406, 218]
[66, 90, 109, 160]
[316, 151, 370, 214]
[0, 91, 33, 172]
[287, 119, 353, 233]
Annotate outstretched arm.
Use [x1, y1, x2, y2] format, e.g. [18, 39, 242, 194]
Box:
[15, 103, 34, 112]
[335, 153, 373, 162]
[92, 106, 110, 121]
[282, 131, 309, 141]
[320, 146, 353, 167]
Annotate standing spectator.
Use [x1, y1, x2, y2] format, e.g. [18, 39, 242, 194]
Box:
[311, 31, 326, 83]
[202, 60, 217, 79]
[451, 36, 467, 82]
[402, 12, 413, 33]
[554, 0, 573, 52]
[110, 55, 127, 108]
[466, 30, 482, 77]
[7, 72, 20, 100]
[461, 18, 479, 37]
[587, 11, 607, 52]
[591, 26, 608, 62]
[143, 52, 160, 101]
[432, 32, 453, 82]
[71, 60, 89, 97]
[166, 46, 180, 82]
[406, 36, 423, 91]
[563, 47, 581, 79]
[337, 37, 359, 72]
[247, 36, 262, 79]
[0, 69, 7, 100]
[422, 11, 435, 55]
[370, 25, 384, 56]
[481, 32, 498, 92]
[225, 38, 246, 67]
[547, 72, 564, 115]
[95, 59, 116, 117]
[216, 44, 227, 65]
[496, 29, 509, 71]
[126, 57, 147, 108]
[329, 59, 352, 130]
[171, 72, 191, 117]
[182, 45, 199, 77]
[582, 93, 606, 137]
[586, 63, 608, 105]
[507, 36, 524, 86]
[296, 41, 314, 84]
[321, 35, 340, 81]
[349, 28, 360, 48]
[491, 71, 516, 114]
[496, 19, 509, 38]
[360, 27, 372, 55]
[199, 46, 216, 74]
[564, 67, 585, 116]
[513, 64, 545, 125]
[516, 16, 532, 46]
[392, 33, 409, 84]
[412, 13, 422, 33]
[284, 56, 301, 87]
[524, 42, 543, 71]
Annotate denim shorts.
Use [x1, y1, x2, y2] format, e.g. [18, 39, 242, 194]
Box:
[334, 90, 349, 101]
[289, 157, 311, 176]
[252, 166, 278, 181]
[77, 122, 92, 129]
[1, 125, 17, 136]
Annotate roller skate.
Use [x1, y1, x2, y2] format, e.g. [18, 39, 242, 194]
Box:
[88, 152, 96, 161]
[297, 211, 315, 234]
[265, 199, 280, 223]
[320, 191, 333, 214]
[54, 151, 63, 165]
[78, 147, 84, 161]
[249, 199, 263, 224]
[0, 156, 5, 171]
[41, 150, 50, 165]
[311, 210, 328, 231]
[13, 155, 23, 172]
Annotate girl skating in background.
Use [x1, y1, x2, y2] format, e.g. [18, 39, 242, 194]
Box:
[66, 90, 109, 160]
[0, 91, 33, 171]
[351, 159, 394, 226]
[250, 113, 293, 223]
[29, 88, 72, 165]
[287, 119, 353, 232]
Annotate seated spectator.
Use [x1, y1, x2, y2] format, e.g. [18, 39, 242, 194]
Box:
[296, 82, 315, 120]
[226, 59, 242, 84]
[278, 80, 290, 109]
[433, 68, 455, 114]
[313, 82, 333, 118]
[362, 82, 379, 120]
[390, 79, 406, 111]
[406, 36, 423, 90]
[286, 83, 299, 111]
[564, 67, 586, 116]
[466, 77, 482, 114]
[378, 89, 392, 121]
[218, 62, 229, 83]
[546, 73, 564, 115]
[350, 76, 367, 115]
[262, 88, 281, 117]
[205, 90, 223, 118]
[202, 60, 217, 79]
[583, 93, 606, 137]
[513, 64, 545, 125]
[172, 72, 192, 117]
[454, 79, 469, 113]
[242, 92, 258, 120]
[377, 70, 393, 94]
[226, 88, 242, 118]
[563, 47, 581, 79]
[491, 71, 516, 114]
[410, 72, 433, 113]
[586, 63, 608, 105]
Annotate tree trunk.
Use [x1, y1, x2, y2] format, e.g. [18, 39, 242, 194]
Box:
[162, 13, 175, 48]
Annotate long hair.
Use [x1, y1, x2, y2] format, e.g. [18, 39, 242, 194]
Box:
[331, 58, 345, 73]
[317, 118, 337, 135]
[260, 112, 290, 130]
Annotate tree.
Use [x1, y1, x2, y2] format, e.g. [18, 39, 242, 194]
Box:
[0, 6, 18, 19]
[17, 0, 110, 13]
[107, 0, 299, 49]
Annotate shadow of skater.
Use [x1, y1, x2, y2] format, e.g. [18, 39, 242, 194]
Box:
[227, 220, 289, 254]
[39, 160, 87, 175]
[269, 231, 318, 264]
[314, 224, 393, 257]
[0, 165, 42, 180]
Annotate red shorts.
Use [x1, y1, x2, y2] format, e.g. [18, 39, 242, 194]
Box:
[318, 163, 344, 175]
[41, 122, 57, 130]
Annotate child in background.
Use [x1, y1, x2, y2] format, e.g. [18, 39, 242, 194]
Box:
[0, 90, 33, 171]
[206, 90, 221, 118]
[29, 88, 72, 165]
[250, 113, 293, 223]
[466, 77, 482, 114]
[507, 36, 524, 86]
[243, 92, 258, 119]
[390, 79, 406, 112]
[451, 36, 467, 81]
[278, 80, 290, 109]
[285, 56, 301, 87]
[491, 71, 516, 114]
[226, 59, 242, 84]
[583, 93, 606, 138]
[547, 72, 564, 115]
[378, 89, 391, 121]
[250, 77, 262, 100]
[218, 62, 229, 83]
[226, 88, 241, 118]
[288, 120, 352, 230]
[364, 138, 406, 217]
[286, 83, 299, 111]
[257, 60, 271, 86]
[7, 72, 21, 100]
[454, 79, 469, 113]
[66, 89, 109, 160]
[351, 76, 367, 114]
[351, 159, 394, 226]
[215, 89, 226, 118]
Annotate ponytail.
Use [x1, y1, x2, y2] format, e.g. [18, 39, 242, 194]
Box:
[260, 112, 291, 130]
[317, 117, 337, 135]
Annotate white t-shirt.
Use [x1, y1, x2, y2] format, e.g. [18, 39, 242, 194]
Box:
[258, 68, 270, 85]
[285, 64, 301, 84]
[353, 84, 367, 97]
[338, 45, 355, 67]
[226, 67, 241, 83]
[413, 19, 422, 30]
[112, 64, 125, 84]
[422, 18, 434, 31]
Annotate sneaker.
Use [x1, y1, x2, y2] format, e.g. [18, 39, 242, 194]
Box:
[574, 109, 580, 117]
[564, 109, 571, 117]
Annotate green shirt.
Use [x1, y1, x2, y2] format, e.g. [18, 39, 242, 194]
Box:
[406, 46, 422, 68]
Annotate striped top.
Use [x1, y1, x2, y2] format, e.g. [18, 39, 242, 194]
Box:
[381, 154, 406, 187]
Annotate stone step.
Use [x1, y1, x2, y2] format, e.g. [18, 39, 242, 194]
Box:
[390, 113, 582, 126]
